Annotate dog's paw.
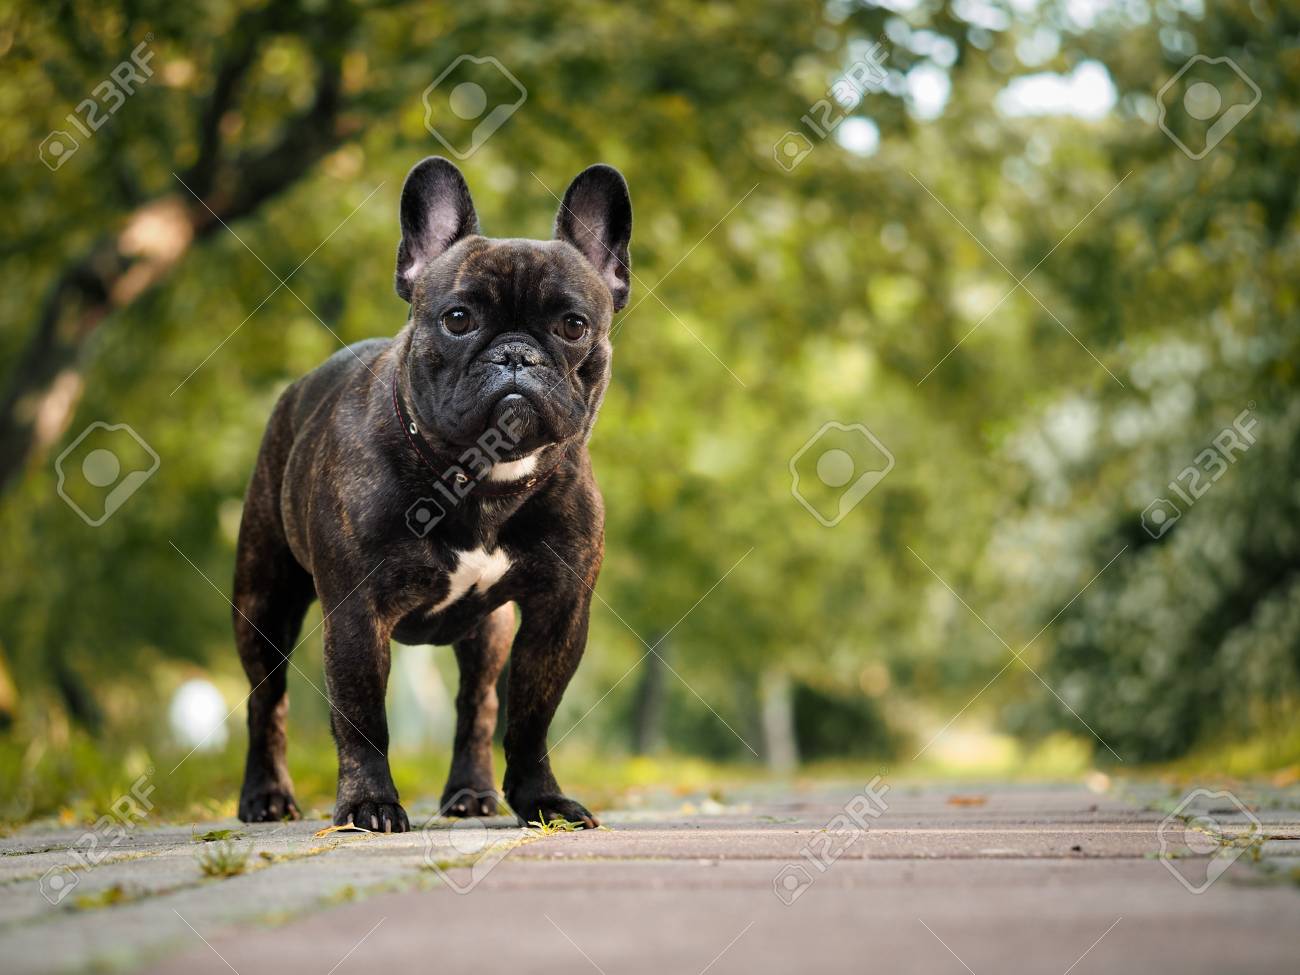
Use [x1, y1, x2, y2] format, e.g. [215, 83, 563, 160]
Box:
[334, 798, 410, 833]
[508, 792, 599, 829]
[440, 785, 499, 818]
[238, 787, 301, 823]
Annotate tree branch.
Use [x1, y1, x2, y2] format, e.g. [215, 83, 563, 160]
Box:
[0, 0, 358, 493]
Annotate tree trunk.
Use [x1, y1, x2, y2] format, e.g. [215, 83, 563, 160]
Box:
[631, 636, 669, 754]
[759, 669, 799, 773]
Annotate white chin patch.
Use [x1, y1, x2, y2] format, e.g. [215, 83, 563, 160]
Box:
[488, 451, 540, 482]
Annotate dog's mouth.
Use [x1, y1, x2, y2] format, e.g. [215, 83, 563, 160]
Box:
[488, 392, 546, 457]
[438, 389, 550, 455]
[495, 390, 530, 413]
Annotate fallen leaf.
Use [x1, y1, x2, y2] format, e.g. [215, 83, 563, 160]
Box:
[193, 828, 243, 843]
[1270, 766, 1299, 788]
[946, 795, 987, 807]
[313, 823, 372, 838]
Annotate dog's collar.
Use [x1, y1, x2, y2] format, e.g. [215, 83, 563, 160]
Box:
[391, 371, 560, 499]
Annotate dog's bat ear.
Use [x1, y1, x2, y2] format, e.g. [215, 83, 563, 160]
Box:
[395, 157, 479, 302]
[555, 164, 632, 312]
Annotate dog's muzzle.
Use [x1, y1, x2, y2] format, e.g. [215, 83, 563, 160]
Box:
[484, 340, 545, 371]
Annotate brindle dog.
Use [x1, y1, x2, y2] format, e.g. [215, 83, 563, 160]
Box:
[233, 157, 631, 831]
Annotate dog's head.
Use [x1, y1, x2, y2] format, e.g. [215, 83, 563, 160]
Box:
[394, 157, 631, 459]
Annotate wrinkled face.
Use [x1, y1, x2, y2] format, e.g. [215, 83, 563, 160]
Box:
[393, 157, 632, 457]
[406, 237, 613, 453]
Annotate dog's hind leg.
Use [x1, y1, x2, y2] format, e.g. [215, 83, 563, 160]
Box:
[233, 429, 315, 823]
[441, 603, 515, 817]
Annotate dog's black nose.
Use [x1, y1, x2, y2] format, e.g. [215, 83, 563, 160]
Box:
[486, 341, 544, 370]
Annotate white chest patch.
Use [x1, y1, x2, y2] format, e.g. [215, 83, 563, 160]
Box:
[431, 547, 512, 614]
[488, 451, 540, 482]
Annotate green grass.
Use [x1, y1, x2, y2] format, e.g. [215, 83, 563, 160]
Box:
[0, 731, 1111, 831]
[6, 720, 1300, 832]
[72, 883, 131, 910]
[195, 839, 250, 878]
[192, 827, 243, 843]
[526, 816, 586, 834]
[2, 725, 798, 829]
[1148, 726, 1300, 784]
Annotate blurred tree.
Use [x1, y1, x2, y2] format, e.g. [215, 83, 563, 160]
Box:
[1, 0, 365, 489]
[0, 0, 1295, 784]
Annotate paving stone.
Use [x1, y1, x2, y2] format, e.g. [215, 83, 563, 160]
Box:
[1, 783, 1296, 975]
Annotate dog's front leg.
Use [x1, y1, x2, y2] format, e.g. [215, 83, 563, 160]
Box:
[322, 602, 409, 833]
[502, 586, 599, 828]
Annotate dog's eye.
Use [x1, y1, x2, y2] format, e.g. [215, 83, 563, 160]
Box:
[440, 307, 475, 335]
[556, 314, 588, 342]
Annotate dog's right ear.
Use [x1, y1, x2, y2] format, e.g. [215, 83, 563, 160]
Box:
[395, 157, 479, 302]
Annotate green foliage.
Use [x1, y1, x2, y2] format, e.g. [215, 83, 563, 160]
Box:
[793, 683, 896, 761]
[1, 0, 1297, 817]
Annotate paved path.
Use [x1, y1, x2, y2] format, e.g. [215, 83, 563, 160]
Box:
[2, 782, 1298, 974]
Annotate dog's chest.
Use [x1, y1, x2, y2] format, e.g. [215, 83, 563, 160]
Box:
[429, 546, 512, 614]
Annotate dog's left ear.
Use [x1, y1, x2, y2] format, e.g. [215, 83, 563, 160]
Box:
[395, 157, 479, 302]
[555, 165, 632, 312]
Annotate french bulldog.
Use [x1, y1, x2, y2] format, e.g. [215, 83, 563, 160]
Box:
[232, 156, 631, 831]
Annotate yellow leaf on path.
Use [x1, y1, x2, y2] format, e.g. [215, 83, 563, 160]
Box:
[313, 823, 373, 838]
[946, 795, 988, 807]
[1271, 766, 1299, 788]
